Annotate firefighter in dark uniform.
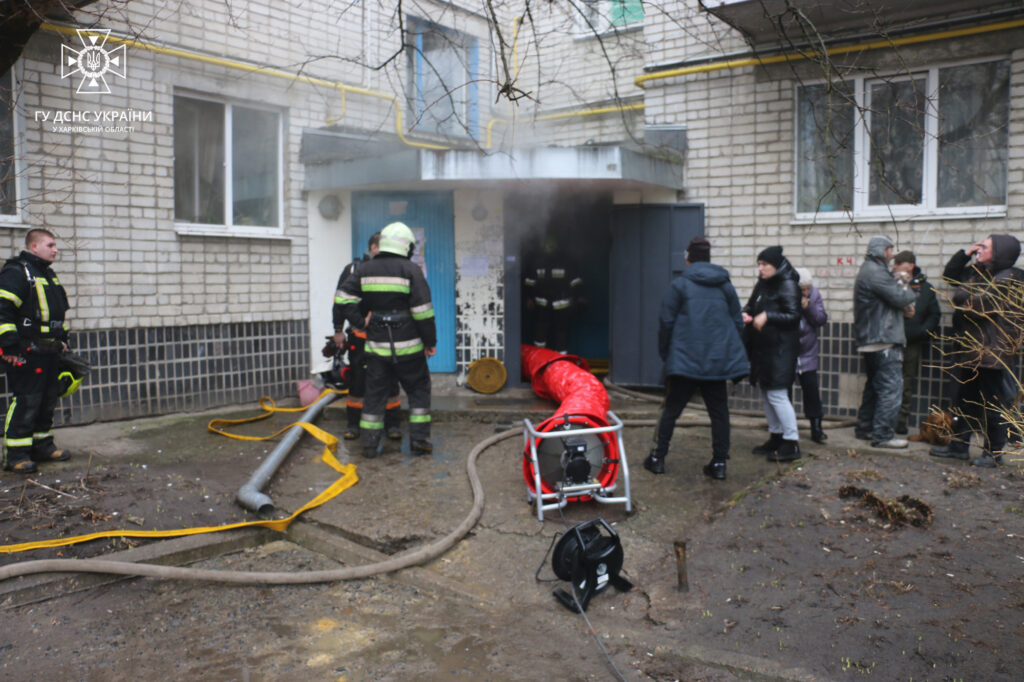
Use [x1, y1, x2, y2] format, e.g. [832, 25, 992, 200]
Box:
[332, 232, 401, 441]
[524, 235, 584, 353]
[0, 229, 72, 474]
[338, 222, 436, 456]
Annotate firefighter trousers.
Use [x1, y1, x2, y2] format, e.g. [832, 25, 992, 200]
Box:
[3, 351, 61, 468]
[345, 340, 400, 431]
[532, 304, 571, 353]
[360, 354, 431, 447]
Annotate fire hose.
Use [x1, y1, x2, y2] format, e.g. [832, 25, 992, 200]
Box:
[0, 368, 816, 583]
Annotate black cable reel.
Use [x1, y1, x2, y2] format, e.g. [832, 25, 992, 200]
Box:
[551, 518, 633, 613]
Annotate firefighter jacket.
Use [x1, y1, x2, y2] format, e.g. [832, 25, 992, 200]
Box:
[338, 252, 436, 360]
[0, 251, 70, 356]
[333, 253, 370, 337]
[523, 255, 583, 311]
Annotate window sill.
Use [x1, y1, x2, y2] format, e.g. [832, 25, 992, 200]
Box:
[174, 223, 293, 241]
[573, 23, 643, 41]
[0, 219, 31, 230]
[791, 209, 1007, 226]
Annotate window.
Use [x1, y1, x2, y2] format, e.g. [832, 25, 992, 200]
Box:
[795, 59, 1010, 218]
[173, 95, 281, 228]
[1, 69, 17, 217]
[406, 19, 478, 138]
[578, 0, 645, 34]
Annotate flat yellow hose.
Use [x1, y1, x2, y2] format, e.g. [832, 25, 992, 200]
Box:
[0, 389, 357, 554]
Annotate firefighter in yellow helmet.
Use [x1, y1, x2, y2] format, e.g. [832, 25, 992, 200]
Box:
[332, 231, 401, 441]
[338, 222, 436, 456]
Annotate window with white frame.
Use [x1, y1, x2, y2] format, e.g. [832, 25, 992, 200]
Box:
[406, 19, 478, 138]
[577, 0, 645, 34]
[173, 95, 281, 228]
[1, 69, 17, 217]
[795, 58, 1010, 218]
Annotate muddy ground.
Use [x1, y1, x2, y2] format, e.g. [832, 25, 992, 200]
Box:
[0, 393, 1022, 681]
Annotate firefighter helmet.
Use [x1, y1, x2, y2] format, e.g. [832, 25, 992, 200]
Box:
[56, 350, 91, 398]
[379, 222, 416, 257]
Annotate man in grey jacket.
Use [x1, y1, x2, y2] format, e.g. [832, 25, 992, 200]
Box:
[853, 235, 917, 448]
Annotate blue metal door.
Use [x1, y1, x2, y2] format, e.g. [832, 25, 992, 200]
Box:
[609, 204, 705, 387]
[352, 191, 456, 372]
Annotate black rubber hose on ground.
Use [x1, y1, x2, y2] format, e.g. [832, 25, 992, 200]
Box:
[0, 413, 822, 584]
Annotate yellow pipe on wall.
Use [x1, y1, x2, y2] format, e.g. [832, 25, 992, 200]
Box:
[41, 22, 449, 150]
[486, 102, 644, 149]
[635, 17, 1024, 87]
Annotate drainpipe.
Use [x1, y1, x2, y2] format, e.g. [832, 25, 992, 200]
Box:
[236, 391, 340, 515]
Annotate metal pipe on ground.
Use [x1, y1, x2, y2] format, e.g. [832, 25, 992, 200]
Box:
[236, 391, 340, 514]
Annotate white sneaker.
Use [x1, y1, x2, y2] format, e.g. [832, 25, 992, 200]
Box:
[872, 438, 908, 449]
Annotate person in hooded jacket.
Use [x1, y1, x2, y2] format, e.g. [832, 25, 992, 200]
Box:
[794, 267, 828, 443]
[890, 250, 941, 435]
[931, 234, 1024, 467]
[743, 246, 802, 461]
[644, 237, 748, 480]
[853, 234, 917, 449]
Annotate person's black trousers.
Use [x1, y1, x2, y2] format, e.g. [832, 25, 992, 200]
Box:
[2, 351, 61, 468]
[952, 366, 1007, 455]
[654, 376, 730, 461]
[796, 370, 823, 420]
[361, 354, 431, 446]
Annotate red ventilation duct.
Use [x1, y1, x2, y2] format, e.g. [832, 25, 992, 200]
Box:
[520, 345, 630, 520]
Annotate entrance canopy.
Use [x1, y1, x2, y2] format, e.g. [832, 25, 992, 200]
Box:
[302, 132, 684, 191]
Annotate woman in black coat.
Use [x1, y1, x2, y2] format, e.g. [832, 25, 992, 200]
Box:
[743, 246, 802, 461]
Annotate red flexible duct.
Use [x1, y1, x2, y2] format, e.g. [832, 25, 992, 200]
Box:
[520, 345, 620, 499]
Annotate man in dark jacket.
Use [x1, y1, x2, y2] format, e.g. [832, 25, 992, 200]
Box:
[332, 232, 400, 441]
[0, 229, 73, 473]
[931, 234, 1023, 467]
[853, 235, 916, 449]
[644, 237, 747, 480]
[891, 250, 941, 434]
[338, 222, 436, 457]
[743, 246, 802, 461]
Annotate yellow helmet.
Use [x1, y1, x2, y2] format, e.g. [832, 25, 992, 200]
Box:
[379, 222, 415, 257]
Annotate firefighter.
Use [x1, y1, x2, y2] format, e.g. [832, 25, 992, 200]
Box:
[332, 232, 401, 441]
[0, 229, 72, 474]
[524, 235, 584, 353]
[338, 222, 436, 456]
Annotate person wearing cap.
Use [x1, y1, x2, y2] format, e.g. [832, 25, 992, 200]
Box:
[931, 234, 1024, 467]
[743, 246, 803, 462]
[338, 222, 436, 457]
[645, 236, 748, 480]
[890, 250, 941, 435]
[853, 235, 917, 449]
[794, 267, 829, 443]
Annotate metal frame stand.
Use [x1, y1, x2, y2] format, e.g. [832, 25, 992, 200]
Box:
[522, 410, 632, 522]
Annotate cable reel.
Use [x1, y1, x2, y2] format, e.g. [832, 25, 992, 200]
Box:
[551, 518, 633, 613]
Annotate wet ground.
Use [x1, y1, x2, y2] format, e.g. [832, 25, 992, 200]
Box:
[0, 387, 1022, 680]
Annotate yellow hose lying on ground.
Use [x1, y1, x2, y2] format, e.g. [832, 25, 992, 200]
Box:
[0, 412, 760, 583]
[0, 391, 357, 554]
